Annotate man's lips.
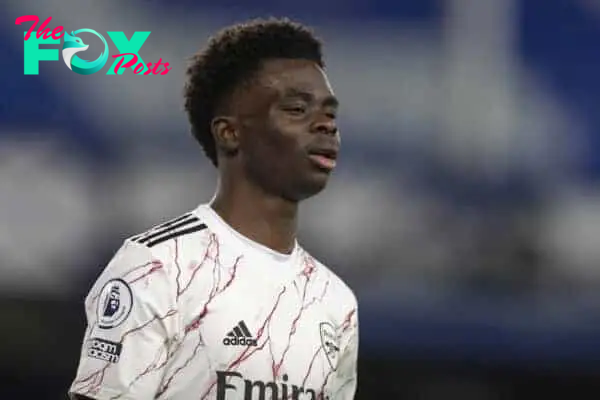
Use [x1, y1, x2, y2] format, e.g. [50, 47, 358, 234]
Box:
[307, 147, 338, 171]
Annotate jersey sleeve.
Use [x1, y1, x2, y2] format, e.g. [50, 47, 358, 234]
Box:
[332, 305, 359, 400]
[69, 240, 180, 400]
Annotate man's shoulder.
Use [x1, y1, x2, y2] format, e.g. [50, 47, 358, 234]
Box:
[127, 210, 210, 255]
[305, 251, 358, 307]
[92, 210, 213, 291]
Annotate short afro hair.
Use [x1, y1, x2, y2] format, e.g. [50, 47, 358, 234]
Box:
[184, 17, 325, 167]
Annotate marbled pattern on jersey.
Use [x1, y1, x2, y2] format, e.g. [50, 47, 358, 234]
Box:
[69, 204, 358, 400]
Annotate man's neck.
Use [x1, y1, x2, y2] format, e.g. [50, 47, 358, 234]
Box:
[210, 178, 298, 255]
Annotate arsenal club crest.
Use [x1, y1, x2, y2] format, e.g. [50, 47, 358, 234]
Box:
[319, 322, 340, 370]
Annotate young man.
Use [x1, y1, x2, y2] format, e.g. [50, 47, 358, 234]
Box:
[69, 17, 358, 400]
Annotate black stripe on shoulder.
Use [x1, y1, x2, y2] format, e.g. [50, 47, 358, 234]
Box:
[131, 213, 199, 244]
[136, 216, 200, 245]
[155, 213, 195, 231]
[146, 223, 207, 248]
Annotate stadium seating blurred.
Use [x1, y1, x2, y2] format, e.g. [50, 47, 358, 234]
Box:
[2, 0, 600, 397]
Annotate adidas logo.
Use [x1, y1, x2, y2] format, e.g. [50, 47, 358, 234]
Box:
[222, 320, 258, 347]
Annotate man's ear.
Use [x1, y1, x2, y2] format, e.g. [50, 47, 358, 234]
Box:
[211, 116, 239, 156]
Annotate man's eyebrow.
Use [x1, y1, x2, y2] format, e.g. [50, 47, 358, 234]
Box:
[282, 88, 339, 107]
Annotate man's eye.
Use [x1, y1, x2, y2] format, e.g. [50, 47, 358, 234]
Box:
[284, 106, 306, 114]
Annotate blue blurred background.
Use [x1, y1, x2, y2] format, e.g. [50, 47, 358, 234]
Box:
[3, 0, 600, 398]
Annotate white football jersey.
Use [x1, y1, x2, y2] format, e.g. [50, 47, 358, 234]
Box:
[69, 204, 359, 400]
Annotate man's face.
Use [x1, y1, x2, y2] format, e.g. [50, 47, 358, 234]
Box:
[235, 58, 340, 201]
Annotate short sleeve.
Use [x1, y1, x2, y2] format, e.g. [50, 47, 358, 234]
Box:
[332, 305, 359, 400]
[69, 240, 180, 400]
